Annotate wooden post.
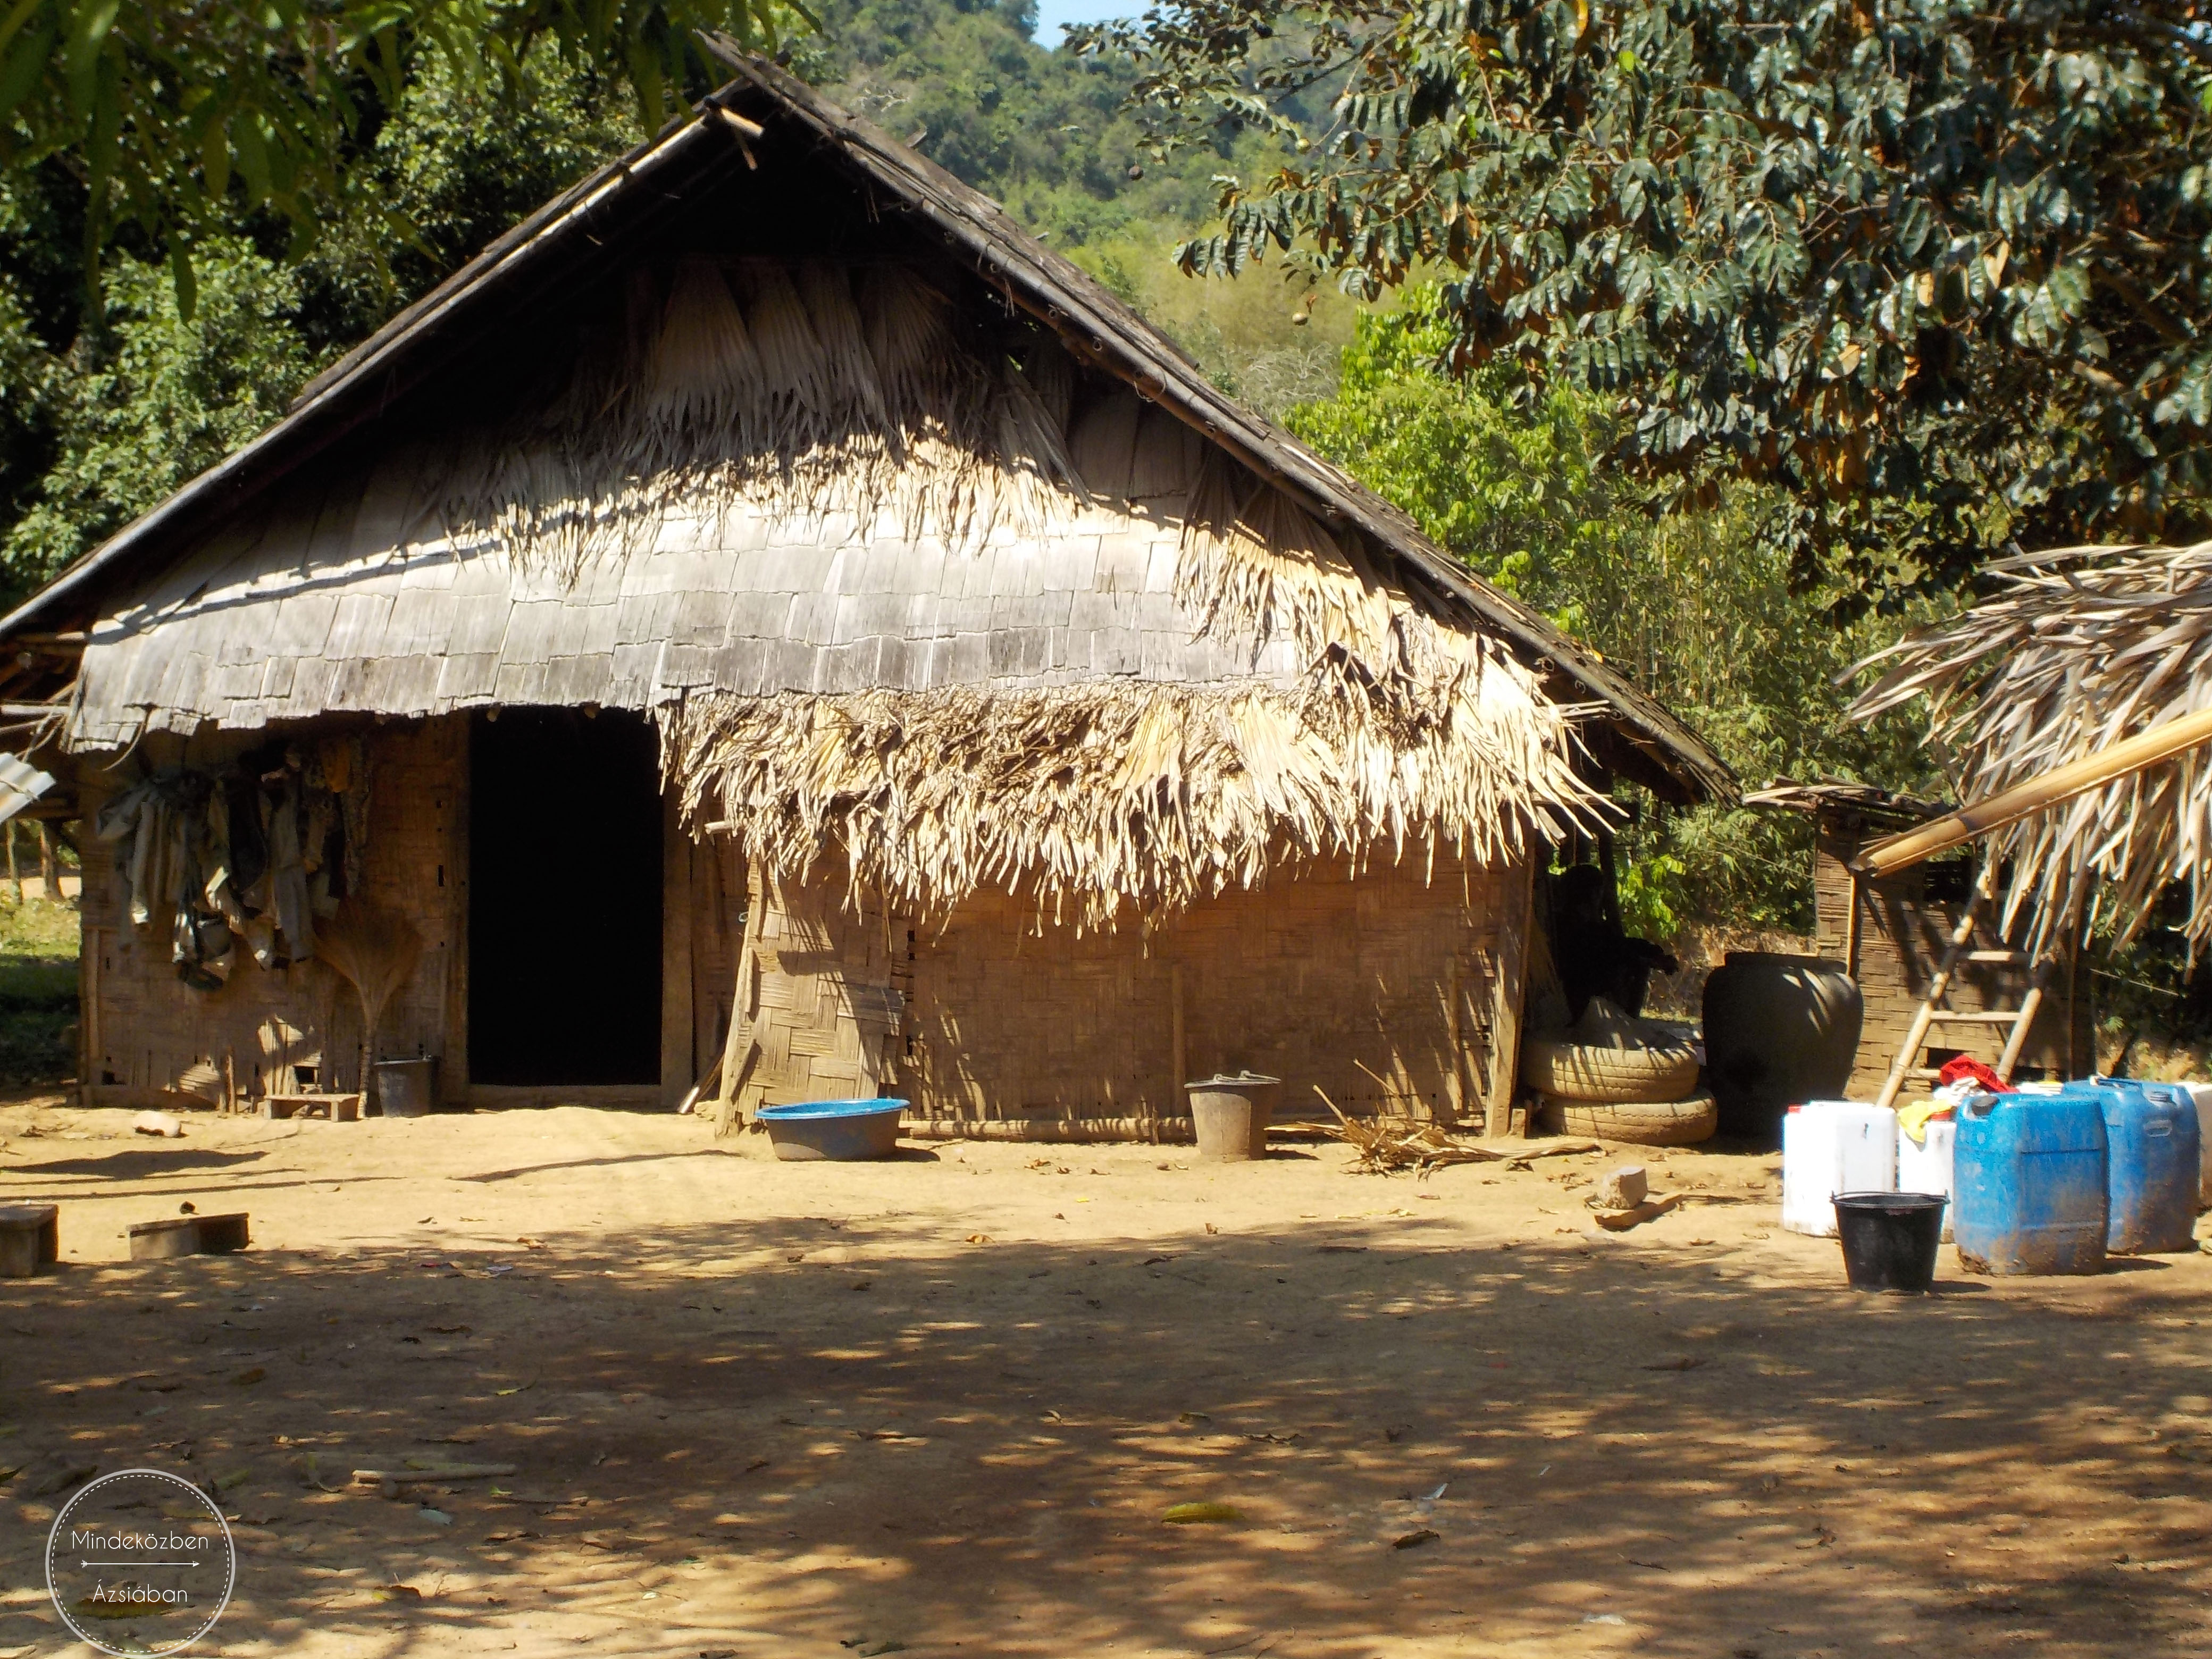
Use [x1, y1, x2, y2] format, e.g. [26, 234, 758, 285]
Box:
[82, 926, 102, 1095]
[1168, 962, 1186, 1142]
[1444, 956, 1465, 1126]
[6, 820, 20, 902]
[36, 822, 55, 899]
[1844, 868, 1864, 980]
[1482, 851, 1537, 1139]
[715, 854, 765, 1130]
[659, 791, 694, 1109]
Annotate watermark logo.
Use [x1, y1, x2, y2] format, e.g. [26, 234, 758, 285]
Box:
[45, 1468, 236, 1657]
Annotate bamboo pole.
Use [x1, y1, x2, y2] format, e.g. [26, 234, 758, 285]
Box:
[1856, 705, 2212, 878]
[1169, 962, 1186, 1142]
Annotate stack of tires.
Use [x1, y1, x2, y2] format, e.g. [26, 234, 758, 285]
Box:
[1520, 1000, 1716, 1146]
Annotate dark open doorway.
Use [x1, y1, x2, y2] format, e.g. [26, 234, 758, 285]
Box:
[470, 709, 662, 1086]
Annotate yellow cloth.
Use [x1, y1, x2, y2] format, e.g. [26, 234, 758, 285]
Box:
[1897, 1097, 1952, 1146]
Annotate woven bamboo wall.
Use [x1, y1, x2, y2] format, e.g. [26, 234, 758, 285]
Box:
[1813, 823, 2085, 1099]
[81, 716, 1518, 1130]
[730, 846, 1522, 1132]
[78, 718, 466, 1105]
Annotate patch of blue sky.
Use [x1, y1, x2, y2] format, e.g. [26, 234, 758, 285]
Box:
[1030, 1, 1139, 46]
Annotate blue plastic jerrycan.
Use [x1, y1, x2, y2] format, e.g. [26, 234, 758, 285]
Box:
[1954, 1090, 2108, 1275]
[2069, 1079, 2202, 1254]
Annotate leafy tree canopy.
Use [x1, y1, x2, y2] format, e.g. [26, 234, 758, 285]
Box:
[1079, 1, 2212, 601]
[0, 0, 802, 307]
[0, 42, 643, 589]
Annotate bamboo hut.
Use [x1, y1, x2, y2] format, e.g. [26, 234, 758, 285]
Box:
[0, 56, 1729, 1136]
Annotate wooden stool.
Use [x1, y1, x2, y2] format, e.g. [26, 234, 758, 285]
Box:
[262, 1093, 361, 1122]
[0, 1204, 58, 1277]
[128, 1212, 250, 1261]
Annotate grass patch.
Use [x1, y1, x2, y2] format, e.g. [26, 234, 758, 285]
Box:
[0, 891, 79, 1085]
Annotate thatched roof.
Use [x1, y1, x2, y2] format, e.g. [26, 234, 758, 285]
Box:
[0, 54, 1726, 805]
[1743, 778, 1947, 833]
[1850, 541, 2212, 951]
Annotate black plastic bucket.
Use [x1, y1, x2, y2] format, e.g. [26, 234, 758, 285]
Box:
[1833, 1192, 1947, 1293]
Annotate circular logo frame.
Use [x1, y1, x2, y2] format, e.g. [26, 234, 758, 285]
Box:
[45, 1468, 237, 1657]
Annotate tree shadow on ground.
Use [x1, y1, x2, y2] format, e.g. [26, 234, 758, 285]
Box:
[6, 1147, 270, 1180]
[2, 1208, 2209, 1658]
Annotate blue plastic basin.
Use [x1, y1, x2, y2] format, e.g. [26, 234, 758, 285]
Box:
[756, 1098, 908, 1162]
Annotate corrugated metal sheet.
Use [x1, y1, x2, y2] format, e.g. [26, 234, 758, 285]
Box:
[0, 753, 56, 826]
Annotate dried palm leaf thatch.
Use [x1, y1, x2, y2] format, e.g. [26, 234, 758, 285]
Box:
[661, 629, 1606, 932]
[1177, 452, 1400, 666]
[1851, 540, 2212, 953]
[428, 257, 1087, 579]
[1311, 1088, 1497, 1176]
[314, 903, 423, 1104]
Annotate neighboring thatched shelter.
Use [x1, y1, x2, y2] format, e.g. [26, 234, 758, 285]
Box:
[1852, 541, 2212, 959]
[0, 56, 1728, 1136]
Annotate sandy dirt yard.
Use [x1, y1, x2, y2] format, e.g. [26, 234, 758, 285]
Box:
[2, 1095, 2209, 1659]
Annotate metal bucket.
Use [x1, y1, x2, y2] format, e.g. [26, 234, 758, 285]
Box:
[1185, 1073, 1281, 1161]
[373, 1057, 439, 1118]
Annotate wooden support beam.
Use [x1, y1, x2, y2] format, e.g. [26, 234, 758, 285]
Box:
[715, 856, 765, 1133]
[1482, 851, 1536, 1139]
[1857, 705, 2212, 878]
[660, 791, 694, 1108]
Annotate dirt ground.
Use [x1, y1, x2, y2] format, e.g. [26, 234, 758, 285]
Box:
[3, 1095, 2209, 1659]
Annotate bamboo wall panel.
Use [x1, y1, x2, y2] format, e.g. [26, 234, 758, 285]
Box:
[730, 874, 912, 1115]
[737, 847, 1513, 1130]
[78, 717, 466, 1104]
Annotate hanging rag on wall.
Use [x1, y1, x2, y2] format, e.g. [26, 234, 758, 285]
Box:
[95, 735, 373, 989]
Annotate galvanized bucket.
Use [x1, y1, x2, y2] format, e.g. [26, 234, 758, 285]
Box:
[1185, 1073, 1281, 1161]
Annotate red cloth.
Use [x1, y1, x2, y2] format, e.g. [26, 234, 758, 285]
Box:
[1937, 1055, 2006, 1093]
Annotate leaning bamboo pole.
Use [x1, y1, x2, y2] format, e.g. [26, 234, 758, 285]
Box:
[1855, 706, 2212, 879]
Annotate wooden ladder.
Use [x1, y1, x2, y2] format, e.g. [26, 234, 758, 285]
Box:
[1872, 858, 2056, 1113]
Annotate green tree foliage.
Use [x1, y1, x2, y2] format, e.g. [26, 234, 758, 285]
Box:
[1285, 293, 1942, 930]
[2, 235, 311, 577]
[1082, 1, 2212, 601]
[0, 0, 799, 304]
[0, 45, 644, 592]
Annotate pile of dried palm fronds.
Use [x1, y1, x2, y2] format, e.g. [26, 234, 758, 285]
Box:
[1852, 540, 2212, 952]
[1322, 1112, 1501, 1177]
[662, 625, 1604, 930]
[1305, 1086, 1494, 1176]
[430, 257, 1085, 573]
